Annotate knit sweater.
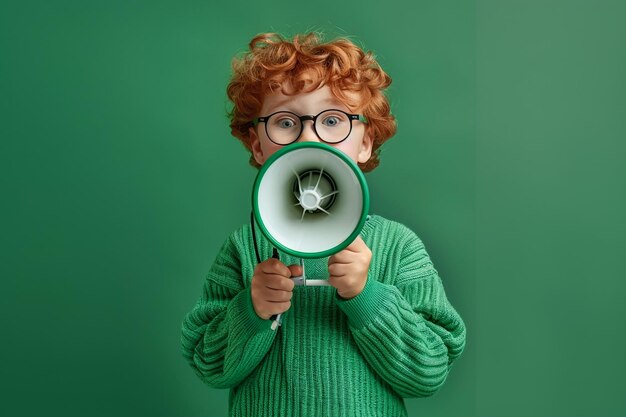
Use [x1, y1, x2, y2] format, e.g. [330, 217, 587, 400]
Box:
[181, 214, 466, 417]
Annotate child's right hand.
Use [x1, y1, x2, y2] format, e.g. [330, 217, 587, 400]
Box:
[250, 258, 302, 320]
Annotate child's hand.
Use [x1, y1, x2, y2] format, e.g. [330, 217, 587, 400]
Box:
[328, 236, 372, 300]
[250, 258, 301, 320]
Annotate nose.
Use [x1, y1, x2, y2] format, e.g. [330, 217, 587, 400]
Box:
[297, 120, 320, 143]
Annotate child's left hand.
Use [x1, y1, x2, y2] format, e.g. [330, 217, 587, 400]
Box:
[328, 235, 372, 300]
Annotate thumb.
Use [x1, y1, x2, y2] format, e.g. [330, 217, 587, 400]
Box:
[288, 264, 303, 277]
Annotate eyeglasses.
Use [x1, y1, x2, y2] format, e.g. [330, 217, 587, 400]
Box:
[251, 109, 368, 146]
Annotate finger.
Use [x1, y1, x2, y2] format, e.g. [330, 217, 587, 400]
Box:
[328, 263, 348, 278]
[288, 264, 303, 277]
[327, 274, 343, 289]
[328, 251, 354, 265]
[262, 288, 293, 303]
[260, 258, 291, 277]
[342, 235, 368, 253]
[267, 301, 291, 315]
[258, 301, 292, 318]
[264, 274, 295, 291]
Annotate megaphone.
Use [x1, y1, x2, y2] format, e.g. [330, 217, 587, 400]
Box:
[250, 142, 369, 329]
[252, 141, 369, 259]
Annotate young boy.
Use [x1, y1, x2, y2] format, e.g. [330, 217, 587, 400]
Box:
[181, 32, 466, 417]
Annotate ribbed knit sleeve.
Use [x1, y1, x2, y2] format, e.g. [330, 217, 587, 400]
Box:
[180, 231, 277, 389]
[335, 224, 466, 398]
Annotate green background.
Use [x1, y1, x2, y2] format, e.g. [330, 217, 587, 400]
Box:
[2, 0, 624, 416]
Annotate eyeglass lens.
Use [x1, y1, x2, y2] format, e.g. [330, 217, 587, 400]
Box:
[266, 110, 351, 144]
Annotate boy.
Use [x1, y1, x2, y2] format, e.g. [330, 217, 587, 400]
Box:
[181, 32, 466, 417]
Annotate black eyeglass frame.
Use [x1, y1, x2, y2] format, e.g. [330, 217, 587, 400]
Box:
[251, 109, 368, 146]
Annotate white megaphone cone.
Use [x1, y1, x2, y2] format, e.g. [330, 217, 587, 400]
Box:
[250, 142, 370, 329]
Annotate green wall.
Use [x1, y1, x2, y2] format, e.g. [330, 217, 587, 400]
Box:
[2, 1, 624, 416]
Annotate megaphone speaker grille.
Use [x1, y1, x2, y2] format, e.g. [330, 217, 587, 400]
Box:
[292, 169, 338, 214]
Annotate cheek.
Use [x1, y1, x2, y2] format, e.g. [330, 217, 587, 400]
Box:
[330, 142, 360, 162]
[332, 125, 366, 162]
[260, 141, 283, 162]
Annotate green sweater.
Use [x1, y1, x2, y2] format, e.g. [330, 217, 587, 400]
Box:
[181, 214, 466, 416]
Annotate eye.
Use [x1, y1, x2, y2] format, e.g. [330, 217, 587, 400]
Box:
[276, 118, 297, 128]
[322, 115, 342, 127]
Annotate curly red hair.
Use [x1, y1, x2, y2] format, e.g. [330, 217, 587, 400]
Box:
[226, 32, 397, 172]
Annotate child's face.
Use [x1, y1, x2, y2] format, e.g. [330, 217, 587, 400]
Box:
[249, 85, 373, 166]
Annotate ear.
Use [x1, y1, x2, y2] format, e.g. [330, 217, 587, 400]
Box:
[249, 126, 265, 165]
[357, 130, 374, 164]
